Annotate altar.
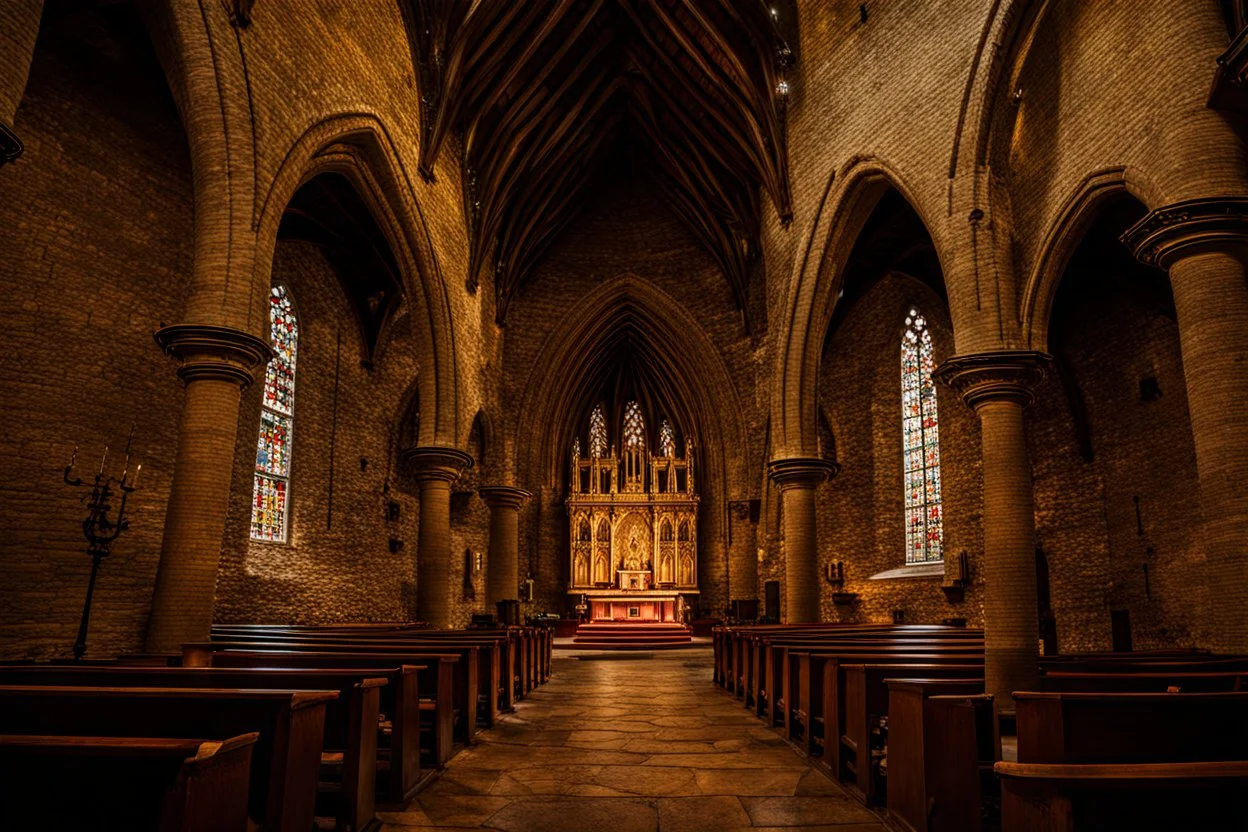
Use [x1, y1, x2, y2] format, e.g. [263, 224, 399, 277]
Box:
[586, 590, 684, 622]
[566, 403, 700, 619]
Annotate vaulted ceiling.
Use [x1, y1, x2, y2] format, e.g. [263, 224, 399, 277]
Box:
[401, 0, 795, 326]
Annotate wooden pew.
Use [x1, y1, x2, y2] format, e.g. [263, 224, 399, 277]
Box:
[886, 685, 996, 832]
[0, 665, 390, 832]
[201, 634, 502, 724]
[188, 641, 479, 748]
[1041, 670, 1247, 693]
[1014, 691, 1248, 764]
[995, 761, 1248, 831]
[200, 649, 455, 778]
[211, 625, 527, 713]
[0, 686, 333, 832]
[0, 733, 257, 832]
[838, 669, 982, 806]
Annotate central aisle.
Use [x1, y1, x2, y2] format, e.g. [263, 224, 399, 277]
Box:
[380, 647, 885, 832]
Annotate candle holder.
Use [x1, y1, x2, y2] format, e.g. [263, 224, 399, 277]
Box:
[63, 429, 141, 661]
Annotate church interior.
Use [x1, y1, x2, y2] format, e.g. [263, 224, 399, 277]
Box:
[2, 1, 1248, 830]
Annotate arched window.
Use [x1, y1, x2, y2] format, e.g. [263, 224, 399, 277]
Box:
[623, 400, 646, 451]
[589, 405, 608, 457]
[901, 307, 943, 563]
[658, 419, 676, 457]
[571, 437, 581, 459]
[251, 285, 299, 542]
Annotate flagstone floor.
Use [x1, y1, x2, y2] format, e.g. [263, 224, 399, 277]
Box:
[380, 647, 885, 832]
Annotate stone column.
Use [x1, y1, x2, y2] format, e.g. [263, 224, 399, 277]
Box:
[936, 351, 1050, 709]
[403, 447, 473, 629]
[1124, 198, 1248, 651]
[766, 458, 838, 623]
[479, 485, 532, 609]
[145, 325, 273, 653]
[0, 0, 43, 168]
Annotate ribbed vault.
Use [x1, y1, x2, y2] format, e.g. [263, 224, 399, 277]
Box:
[401, 0, 794, 326]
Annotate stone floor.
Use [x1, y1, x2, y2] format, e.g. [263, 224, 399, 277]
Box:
[380, 647, 885, 831]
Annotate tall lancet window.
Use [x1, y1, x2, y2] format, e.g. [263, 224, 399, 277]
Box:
[251, 286, 299, 542]
[589, 405, 608, 457]
[658, 419, 676, 457]
[623, 401, 646, 451]
[901, 307, 943, 563]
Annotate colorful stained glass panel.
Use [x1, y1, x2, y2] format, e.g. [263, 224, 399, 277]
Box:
[623, 401, 645, 451]
[589, 405, 608, 457]
[251, 474, 288, 542]
[251, 285, 298, 543]
[901, 307, 943, 563]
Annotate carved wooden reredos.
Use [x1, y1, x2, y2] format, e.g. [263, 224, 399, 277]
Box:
[567, 402, 699, 594]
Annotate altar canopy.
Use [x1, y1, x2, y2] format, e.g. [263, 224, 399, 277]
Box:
[568, 404, 698, 621]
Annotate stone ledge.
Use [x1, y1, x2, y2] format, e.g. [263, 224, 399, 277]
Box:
[867, 562, 945, 581]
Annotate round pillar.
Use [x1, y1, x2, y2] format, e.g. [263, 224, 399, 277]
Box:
[766, 458, 837, 623]
[403, 447, 473, 629]
[1124, 198, 1248, 651]
[936, 351, 1050, 710]
[145, 325, 273, 653]
[479, 486, 532, 609]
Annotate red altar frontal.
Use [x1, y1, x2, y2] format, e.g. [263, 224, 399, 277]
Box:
[587, 590, 685, 623]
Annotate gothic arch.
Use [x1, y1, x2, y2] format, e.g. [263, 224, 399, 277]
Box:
[1020, 167, 1164, 351]
[772, 156, 950, 459]
[254, 114, 461, 446]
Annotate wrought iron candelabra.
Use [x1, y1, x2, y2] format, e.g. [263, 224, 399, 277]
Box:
[63, 428, 141, 660]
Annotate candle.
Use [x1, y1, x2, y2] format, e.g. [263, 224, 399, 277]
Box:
[67, 444, 78, 470]
[130, 463, 141, 490]
[98, 446, 109, 475]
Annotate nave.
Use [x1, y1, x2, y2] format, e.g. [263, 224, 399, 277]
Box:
[383, 649, 881, 832]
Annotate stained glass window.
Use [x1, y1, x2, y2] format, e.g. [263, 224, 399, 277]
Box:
[658, 419, 676, 457]
[572, 437, 581, 459]
[901, 307, 943, 563]
[589, 405, 608, 457]
[623, 401, 645, 451]
[251, 286, 299, 542]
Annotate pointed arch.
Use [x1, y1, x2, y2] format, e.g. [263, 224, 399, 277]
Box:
[253, 113, 462, 447]
[1020, 167, 1164, 351]
[772, 157, 950, 459]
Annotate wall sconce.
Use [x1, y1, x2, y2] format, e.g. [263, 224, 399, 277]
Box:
[388, 538, 404, 554]
[824, 561, 845, 588]
[387, 500, 401, 522]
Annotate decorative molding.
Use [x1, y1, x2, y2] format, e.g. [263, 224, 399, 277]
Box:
[153, 324, 273, 388]
[766, 457, 838, 490]
[1120, 196, 1248, 268]
[934, 350, 1052, 410]
[478, 485, 532, 510]
[0, 122, 23, 167]
[401, 446, 474, 483]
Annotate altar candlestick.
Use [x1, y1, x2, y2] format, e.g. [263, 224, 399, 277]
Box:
[97, 446, 108, 475]
[68, 444, 79, 471]
[129, 463, 141, 490]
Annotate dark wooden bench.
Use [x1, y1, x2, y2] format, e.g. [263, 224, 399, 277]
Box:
[0, 733, 257, 831]
[198, 649, 456, 777]
[1014, 691, 1248, 764]
[839, 668, 983, 806]
[0, 665, 391, 831]
[886, 684, 996, 832]
[0, 685, 334, 832]
[995, 761, 1248, 831]
[1041, 670, 1248, 693]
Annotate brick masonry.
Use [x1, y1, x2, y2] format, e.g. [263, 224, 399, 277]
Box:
[0, 1, 1244, 656]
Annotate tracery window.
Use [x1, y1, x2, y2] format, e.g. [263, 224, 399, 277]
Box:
[589, 405, 608, 457]
[658, 419, 676, 457]
[571, 437, 581, 459]
[251, 285, 299, 542]
[901, 307, 943, 563]
[623, 401, 645, 451]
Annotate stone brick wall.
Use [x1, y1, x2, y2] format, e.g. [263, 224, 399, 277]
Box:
[214, 240, 490, 627]
[0, 6, 193, 659]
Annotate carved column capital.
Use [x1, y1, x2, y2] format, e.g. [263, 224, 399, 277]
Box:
[1121, 197, 1248, 268]
[153, 324, 274, 388]
[934, 350, 1053, 410]
[767, 457, 839, 491]
[0, 122, 22, 167]
[479, 485, 532, 510]
[401, 446, 474, 484]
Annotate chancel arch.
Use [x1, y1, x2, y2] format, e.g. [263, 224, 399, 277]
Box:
[515, 275, 748, 616]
